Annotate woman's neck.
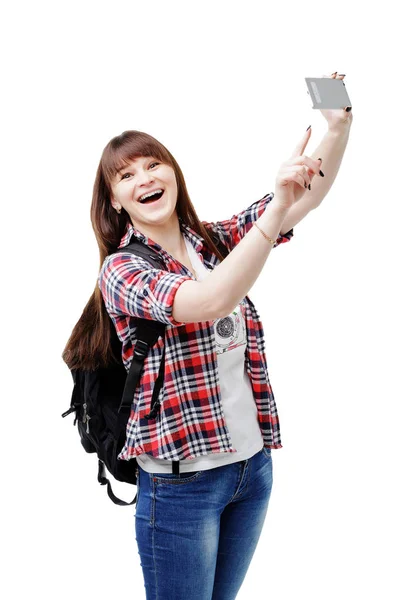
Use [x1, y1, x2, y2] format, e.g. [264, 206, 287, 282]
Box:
[131, 214, 185, 257]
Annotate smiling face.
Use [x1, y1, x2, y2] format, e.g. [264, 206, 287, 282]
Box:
[110, 155, 179, 230]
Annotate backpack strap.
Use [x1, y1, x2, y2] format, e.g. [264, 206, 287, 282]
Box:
[117, 317, 165, 414]
[114, 239, 167, 417]
[97, 459, 137, 506]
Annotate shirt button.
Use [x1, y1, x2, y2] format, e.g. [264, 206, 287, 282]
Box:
[143, 289, 148, 296]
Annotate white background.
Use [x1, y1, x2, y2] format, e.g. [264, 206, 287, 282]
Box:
[2, 1, 399, 599]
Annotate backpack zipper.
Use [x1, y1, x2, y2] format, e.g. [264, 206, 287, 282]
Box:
[82, 402, 91, 433]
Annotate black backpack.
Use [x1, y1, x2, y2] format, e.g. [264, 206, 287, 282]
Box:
[62, 231, 229, 506]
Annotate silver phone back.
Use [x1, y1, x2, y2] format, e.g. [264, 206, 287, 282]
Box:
[305, 77, 352, 109]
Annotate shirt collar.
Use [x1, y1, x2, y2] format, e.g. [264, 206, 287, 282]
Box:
[117, 215, 205, 254]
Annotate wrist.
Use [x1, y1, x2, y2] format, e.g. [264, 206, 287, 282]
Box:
[268, 197, 291, 216]
[327, 123, 352, 137]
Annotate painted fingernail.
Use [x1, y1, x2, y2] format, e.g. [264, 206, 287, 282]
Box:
[319, 170, 324, 177]
[346, 106, 352, 112]
[308, 184, 311, 190]
[304, 182, 307, 188]
[331, 72, 338, 76]
[306, 125, 311, 131]
[338, 74, 346, 76]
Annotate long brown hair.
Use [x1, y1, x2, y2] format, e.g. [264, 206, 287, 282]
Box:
[61, 130, 227, 372]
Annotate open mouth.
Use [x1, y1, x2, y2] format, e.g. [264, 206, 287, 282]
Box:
[138, 190, 165, 204]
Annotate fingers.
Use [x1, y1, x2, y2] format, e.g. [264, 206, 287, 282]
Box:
[281, 165, 311, 189]
[290, 126, 312, 160]
[292, 155, 323, 177]
[291, 171, 311, 190]
[281, 157, 324, 191]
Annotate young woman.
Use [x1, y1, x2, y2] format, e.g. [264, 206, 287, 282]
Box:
[62, 110, 349, 598]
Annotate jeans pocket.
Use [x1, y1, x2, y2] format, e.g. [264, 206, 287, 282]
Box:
[262, 447, 272, 459]
[153, 470, 203, 485]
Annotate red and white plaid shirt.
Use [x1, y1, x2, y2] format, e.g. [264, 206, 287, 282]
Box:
[98, 192, 293, 461]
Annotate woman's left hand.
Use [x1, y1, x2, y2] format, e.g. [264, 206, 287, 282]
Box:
[318, 72, 353, 133]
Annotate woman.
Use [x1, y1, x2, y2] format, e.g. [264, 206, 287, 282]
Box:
[62, 82, 352, 598]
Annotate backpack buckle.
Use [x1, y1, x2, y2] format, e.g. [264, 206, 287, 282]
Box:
[134, 339, 149, 361]
[144, 399, 160, 420]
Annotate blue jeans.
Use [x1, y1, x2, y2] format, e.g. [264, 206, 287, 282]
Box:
[134, 446, 273, 600]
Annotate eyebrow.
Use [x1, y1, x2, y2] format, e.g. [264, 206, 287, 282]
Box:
[116, 157, 156, 176]
[116, 164, 133, 176]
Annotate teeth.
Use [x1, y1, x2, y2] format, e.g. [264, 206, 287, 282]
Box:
[139, 189, 163, 202]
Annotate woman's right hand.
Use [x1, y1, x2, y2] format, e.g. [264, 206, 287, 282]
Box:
[273, 126, 323, 211]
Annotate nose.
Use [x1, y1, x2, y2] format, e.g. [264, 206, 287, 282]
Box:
[137, 169, 155, 187]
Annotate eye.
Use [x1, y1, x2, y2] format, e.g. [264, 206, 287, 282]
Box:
[121, 161, 160, 180]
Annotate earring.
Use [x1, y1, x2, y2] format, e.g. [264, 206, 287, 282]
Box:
[116, 206, 121, 214]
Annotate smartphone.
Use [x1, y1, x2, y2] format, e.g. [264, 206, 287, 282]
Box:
[305, 77, 352, 109]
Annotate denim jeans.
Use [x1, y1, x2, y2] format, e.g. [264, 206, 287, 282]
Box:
[134, 446, 273, 600]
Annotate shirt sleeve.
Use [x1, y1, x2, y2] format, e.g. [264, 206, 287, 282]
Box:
[201, 192, 294, 252]
[98, 252, 193, 327]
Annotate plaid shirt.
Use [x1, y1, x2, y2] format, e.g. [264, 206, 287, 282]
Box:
[98, 192, 293, 461]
